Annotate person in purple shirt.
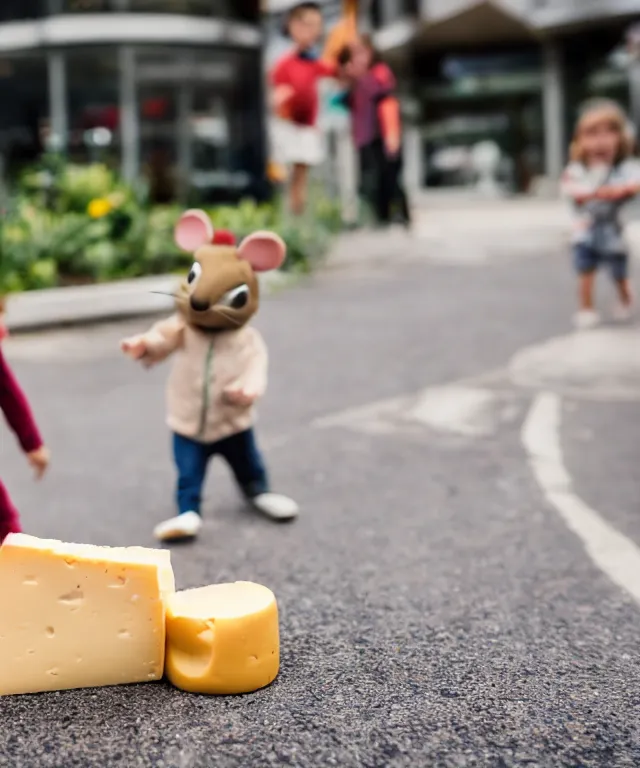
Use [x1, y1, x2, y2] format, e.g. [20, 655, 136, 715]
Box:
[337, 37, 411, 228]
[0, 307, 50, 543]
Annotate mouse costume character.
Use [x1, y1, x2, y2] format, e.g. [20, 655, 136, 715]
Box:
[121, 211, 298, 542]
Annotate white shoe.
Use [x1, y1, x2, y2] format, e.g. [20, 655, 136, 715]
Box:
[573, 309, 601, 330]
[251, 493, 299, 521]
[154, 511, 202, 542]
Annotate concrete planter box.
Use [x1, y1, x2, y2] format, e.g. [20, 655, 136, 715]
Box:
[4, 271, 294, 333]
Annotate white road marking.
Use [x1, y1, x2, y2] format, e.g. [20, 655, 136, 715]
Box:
[522, 391, 640, 604]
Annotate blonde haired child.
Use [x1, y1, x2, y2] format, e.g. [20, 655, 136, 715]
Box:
[561, 98, 639, 329]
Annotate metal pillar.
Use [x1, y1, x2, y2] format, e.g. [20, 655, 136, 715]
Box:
[380, 0, 397, 27]
[358, 0, 373, 34]
[176, 65, 194, 204]
[542, 40, 565, 183]
[119, 46, 139, 184]
[47, 52, 67, 153]
[402, 125, 422, 196]
[629, 62, 640, 134]
[336, 125, 358, 225]
[626, 23, 640, 133]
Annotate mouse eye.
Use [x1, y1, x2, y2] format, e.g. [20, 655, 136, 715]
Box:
[187, 262, 202, 286]
[219, 284, 249, 309]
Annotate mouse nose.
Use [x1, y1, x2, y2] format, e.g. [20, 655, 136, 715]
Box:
[190, 297, 210, 313]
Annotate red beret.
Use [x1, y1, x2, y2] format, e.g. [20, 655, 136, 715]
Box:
[212, 229, 236, 246]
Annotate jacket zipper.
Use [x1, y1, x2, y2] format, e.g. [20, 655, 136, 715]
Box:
[198, 341, 215, 438]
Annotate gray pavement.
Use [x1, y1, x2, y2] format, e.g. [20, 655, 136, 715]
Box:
[2, 226, 640, 767]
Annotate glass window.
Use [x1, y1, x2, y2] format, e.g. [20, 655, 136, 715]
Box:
[0, 0, 46, 21]
[65, 48, 120, 167]
[128, 0, 230, 14]
[54, 0, 259, 20]
[192, 49, 265, 201]
[420, 47, 545, 193]
[0, 54, 49, 179]
[135, 46, 264, 203]
[136, 50, 180, 203]
[564, 27, 631, 139]
[370, 0, 382, 29]
[401, 0, 418, 15]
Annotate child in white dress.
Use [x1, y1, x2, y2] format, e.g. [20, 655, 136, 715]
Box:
[560, 99, 640, 329]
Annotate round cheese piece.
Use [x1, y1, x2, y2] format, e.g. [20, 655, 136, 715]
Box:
[165, 581, 279, 695]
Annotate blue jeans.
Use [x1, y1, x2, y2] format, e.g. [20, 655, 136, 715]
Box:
[173, 429, 269, 516]
[573, 243, 628, 281]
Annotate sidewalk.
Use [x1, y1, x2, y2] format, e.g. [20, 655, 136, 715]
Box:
[412, 194, 640, 250]
[327, 197, 573, 268]
[328, 196, 640, 268]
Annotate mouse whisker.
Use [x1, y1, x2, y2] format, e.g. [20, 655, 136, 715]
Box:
[213, 308, 242, 327]
[150, 291, 179, 298]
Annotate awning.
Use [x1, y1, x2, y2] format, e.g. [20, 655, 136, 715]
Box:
[417, 0, 542, 48]
[533, 0, 640, 33]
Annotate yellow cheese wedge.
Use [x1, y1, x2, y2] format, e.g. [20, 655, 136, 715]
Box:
[165, 582, 280, 695]
[0, 533, 175, 696]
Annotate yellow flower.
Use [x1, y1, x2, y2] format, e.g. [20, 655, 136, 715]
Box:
[87, 198, 113, 219]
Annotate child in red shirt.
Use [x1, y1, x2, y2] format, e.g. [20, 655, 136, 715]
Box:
[270, 2, 336, 215]
[0, 304, 50, 543]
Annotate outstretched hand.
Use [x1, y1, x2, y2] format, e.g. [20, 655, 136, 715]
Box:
[121, 336, 158, 369]
[121, 336, 147, 360]
[595, 185, 636, 202]
[271, 84, 294, 111]
[28, 446, 50, 480]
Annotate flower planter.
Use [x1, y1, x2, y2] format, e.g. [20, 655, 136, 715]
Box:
[58, 275, 96, 288]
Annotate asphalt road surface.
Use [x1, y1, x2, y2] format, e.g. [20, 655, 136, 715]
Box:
[2, 229, 640, 768]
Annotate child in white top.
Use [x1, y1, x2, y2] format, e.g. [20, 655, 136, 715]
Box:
[560, 99, 640, 330]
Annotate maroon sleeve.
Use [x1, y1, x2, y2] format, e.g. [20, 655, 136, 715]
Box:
[0, 347, 43, 454]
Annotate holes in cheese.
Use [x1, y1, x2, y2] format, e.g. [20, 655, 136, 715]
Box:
[165, 582, 280, 695]
[0, 533, 175, 696]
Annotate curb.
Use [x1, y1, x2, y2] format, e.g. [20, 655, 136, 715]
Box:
[5, 270, 297, 334]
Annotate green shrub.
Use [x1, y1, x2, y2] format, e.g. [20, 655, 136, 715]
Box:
[206, 199, 279, 238]
[0, 161, 344, 293]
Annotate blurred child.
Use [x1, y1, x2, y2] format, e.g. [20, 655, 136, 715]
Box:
[336, 38, 411, 228]
[0, 302, 50, 542]
[561, 98, 640, 330]
[269, 2, 336, 215]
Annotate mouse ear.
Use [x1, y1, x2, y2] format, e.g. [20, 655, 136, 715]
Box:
[175, 209, 214, 252]
[237, 231, 286, 272]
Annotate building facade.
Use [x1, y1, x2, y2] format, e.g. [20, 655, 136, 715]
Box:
[365, 0, 640, 194]
[0, 0, 265, 203]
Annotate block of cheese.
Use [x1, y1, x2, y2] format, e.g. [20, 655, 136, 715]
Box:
[0, 533, 175, 696]
[165, 582, 279, 695]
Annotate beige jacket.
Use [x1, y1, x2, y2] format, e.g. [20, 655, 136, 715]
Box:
[140, 314, 268, 444]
